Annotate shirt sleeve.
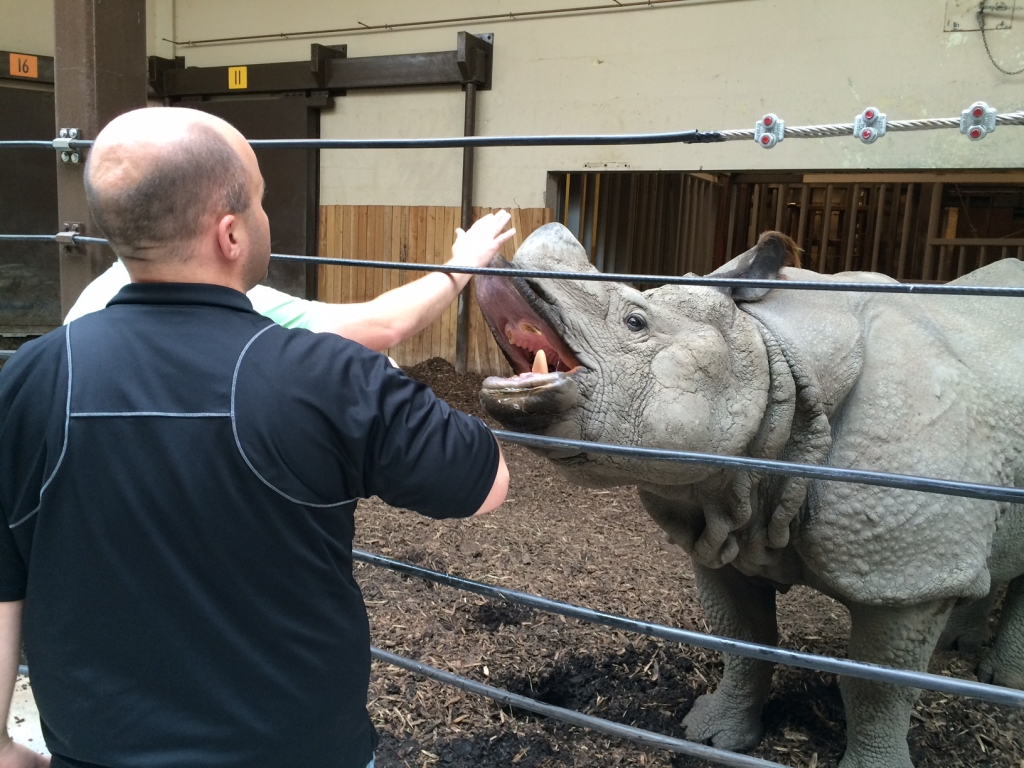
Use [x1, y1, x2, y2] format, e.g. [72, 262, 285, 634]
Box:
[234, 329, 499, 518]
[246, 285, 341, 332]
[0, 509, 26, 601]
[361, 360, 500, 519]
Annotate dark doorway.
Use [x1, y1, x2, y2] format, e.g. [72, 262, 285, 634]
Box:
[0, 85, 59, 332]
[184, 94, 324, 298]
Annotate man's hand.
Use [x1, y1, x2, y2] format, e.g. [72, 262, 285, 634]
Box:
[449, 210, 516, 269]
[0, 737, 49, 768]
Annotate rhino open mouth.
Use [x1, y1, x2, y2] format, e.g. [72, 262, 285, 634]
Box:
[475, 265, 583, 388]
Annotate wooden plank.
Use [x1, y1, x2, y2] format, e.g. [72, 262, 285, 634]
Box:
[796, 184, 811, 256]
[345, 206, 357, 304]
[443, 206, 458, 360]
[897, 184, 915, 280]
[434, 206, 450, 362]
[819, 185, 834, 273]
[920, 184, 944, 281]
[356, 205, 368, 304]
[928, 237, 1024, 246]
[870, 185, 886, 273]
[843, 184, 860, 272]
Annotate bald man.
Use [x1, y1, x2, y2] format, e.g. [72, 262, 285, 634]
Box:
[64, 145, 514, 353]
[0, 107, 510, 768]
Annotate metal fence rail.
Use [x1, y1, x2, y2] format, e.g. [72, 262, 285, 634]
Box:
[2, 107, 1023, 151]
[354, 550, 1024, 709]
[372, 647, 788, 767]
[4, 232, 1024, 297]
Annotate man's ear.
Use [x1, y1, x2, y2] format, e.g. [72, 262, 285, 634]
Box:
[216, 214, 242, 262]
[709, 231, 801, 302]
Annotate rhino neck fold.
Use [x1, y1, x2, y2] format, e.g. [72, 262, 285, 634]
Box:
[649, 315, 835, 583]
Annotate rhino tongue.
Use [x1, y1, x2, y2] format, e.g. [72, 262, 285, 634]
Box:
[532, 349, 549, 375]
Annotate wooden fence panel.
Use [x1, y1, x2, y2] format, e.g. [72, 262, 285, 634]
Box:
[319, 205, 552, 376]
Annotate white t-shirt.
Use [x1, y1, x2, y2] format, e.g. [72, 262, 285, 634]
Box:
[64, 260, 340, 332]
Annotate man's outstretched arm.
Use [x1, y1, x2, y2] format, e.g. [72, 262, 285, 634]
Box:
[0, 601, 49, 768]
[317, 210, 515, 351]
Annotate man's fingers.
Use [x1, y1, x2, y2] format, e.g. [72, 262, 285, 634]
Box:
[496, 228, 516, 245]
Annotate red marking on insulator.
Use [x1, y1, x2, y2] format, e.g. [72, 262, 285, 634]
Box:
[970, 127, 982, 139]
[761, 135, 771, 144]
[763, 116, 773, 126]
[973, 106, 984, 118]
[865, 110, 875, 120]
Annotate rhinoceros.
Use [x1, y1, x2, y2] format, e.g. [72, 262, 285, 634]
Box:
[474, 223, 1024, 768]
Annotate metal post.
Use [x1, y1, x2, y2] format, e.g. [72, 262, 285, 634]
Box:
[55, 0, 148, 317]
[454, 81, 477, 373]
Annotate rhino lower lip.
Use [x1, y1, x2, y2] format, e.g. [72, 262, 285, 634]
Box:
[482, 370, 577, 390]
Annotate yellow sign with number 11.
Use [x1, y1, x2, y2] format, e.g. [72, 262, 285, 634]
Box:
[228, 66, 247, 90]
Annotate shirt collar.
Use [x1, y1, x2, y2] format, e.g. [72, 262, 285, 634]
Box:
[106, 282, 259, 315]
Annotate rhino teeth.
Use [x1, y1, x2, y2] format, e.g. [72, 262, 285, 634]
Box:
[532, 349, 549, 375]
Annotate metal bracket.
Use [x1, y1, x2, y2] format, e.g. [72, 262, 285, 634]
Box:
[755, 114, 784, 148]
[457, 32, 494, 90]
[960, 101, 997, 140]
[854, 107, 886, 144]
[55, 128, 82, 162]
[56, 223, 82, 249]
[311, 44, 347, 90]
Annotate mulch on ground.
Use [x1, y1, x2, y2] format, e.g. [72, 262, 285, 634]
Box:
[357, 358, 1024, 768]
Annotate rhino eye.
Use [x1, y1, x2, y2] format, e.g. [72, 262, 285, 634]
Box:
[625, 313, 647, 332]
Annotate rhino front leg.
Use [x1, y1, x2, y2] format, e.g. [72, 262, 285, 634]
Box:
[682, 563, 777, 751]
[839, 599, 955, 768]
[937, 587, 998, 654]
[978, 574, 1024, 689]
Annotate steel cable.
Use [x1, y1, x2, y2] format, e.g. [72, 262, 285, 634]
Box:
[492, 431, 1024, 505]
[5, 233, 1024, 297]
[2, 110, 1024, 151]
[355, 550, 1024, 709]
[370, 648, 788, 767]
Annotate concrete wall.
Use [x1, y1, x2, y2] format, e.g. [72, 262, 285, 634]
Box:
[0, 0, 174, 60]
[5, 1, 1024, 208]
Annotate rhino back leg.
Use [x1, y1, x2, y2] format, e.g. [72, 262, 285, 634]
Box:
[978, 574, 1024, 689]
[681, 563, 777, 751]
[839, 598, 955, 768]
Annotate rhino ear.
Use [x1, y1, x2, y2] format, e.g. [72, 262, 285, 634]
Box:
[710, 231, 801, 302]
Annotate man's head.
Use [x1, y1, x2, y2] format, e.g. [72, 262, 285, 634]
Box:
[84, 107, 270, 291]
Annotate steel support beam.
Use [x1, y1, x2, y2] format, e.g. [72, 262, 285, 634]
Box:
[54, 0, 147, 317]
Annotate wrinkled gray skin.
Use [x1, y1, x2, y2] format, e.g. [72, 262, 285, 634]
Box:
[476, 223, 1024, 768]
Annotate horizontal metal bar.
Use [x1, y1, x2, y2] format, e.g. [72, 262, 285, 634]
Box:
[929, 238, 1024, 246]
[493, 431, 1024, 505]
[5, 233, 1024, 296]
[0, 351, 15, 360]
[356, 550, 1024, 709]
[372, 647, 786, 767]
[279, 254, 1024, 296]
[1, 110, 1023, 153]
[0, 233, 61, 241]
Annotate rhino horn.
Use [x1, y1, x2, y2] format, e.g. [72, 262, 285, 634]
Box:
[710, 231, 802, 302]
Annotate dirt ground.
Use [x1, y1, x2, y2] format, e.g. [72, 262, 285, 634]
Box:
[358, 357, 1024, 768]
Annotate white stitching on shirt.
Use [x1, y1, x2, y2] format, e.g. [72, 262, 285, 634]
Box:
[71, 412, 231, 418]
[230, 325, 357, 509]
[10, 327, 73, 529]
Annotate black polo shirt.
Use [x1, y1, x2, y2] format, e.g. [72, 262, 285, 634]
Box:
[0, 282, 500, 768]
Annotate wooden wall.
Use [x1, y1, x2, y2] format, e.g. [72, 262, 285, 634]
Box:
[318, 206, 554, 376]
